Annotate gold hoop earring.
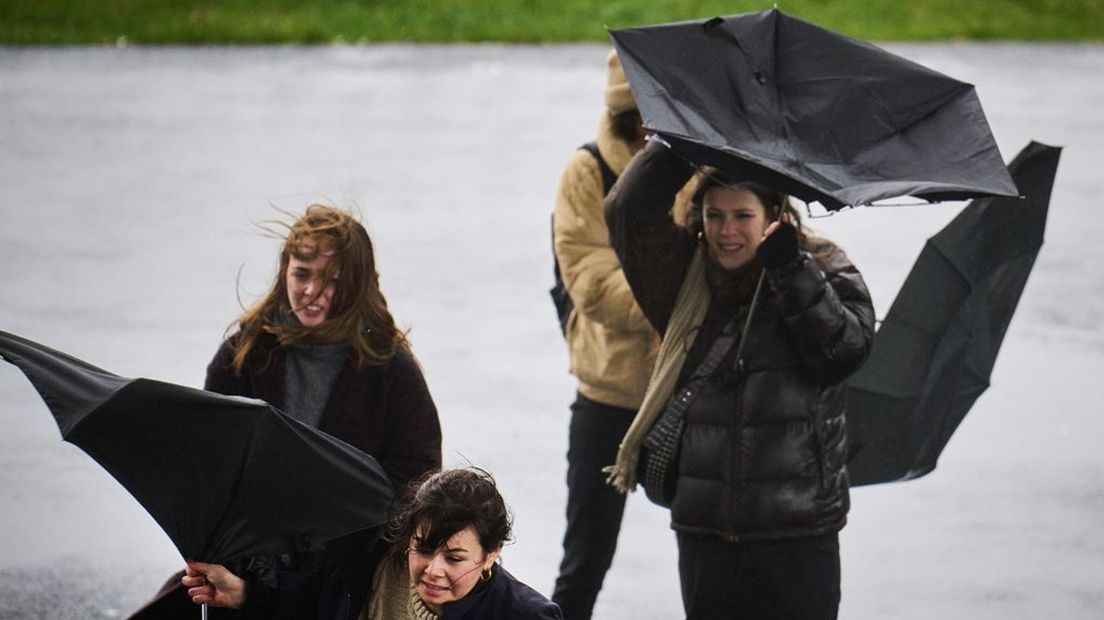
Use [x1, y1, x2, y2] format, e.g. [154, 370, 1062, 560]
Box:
[480, 567, 493, 582]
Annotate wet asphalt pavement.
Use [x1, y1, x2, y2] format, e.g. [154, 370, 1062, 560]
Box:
[1, 43, 1103, 618]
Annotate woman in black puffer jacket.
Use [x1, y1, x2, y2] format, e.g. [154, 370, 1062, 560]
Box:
[604, 140, 875, 620]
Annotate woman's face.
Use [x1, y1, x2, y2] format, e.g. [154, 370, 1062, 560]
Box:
[702, 186, 771, 271]
[407, 525, 500, 614]
[285, 244, 337, 328]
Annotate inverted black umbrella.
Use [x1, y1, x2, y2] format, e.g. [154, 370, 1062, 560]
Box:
[0, 329, 394, 614]
[610, 9, 1020, 210]
[846, 142, 1061, 486]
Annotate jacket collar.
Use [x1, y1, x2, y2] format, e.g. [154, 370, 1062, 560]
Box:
[438, 566, 499, 617]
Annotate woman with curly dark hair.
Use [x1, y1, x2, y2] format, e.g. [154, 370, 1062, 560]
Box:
[368, 468, 561, 619]
[183, 468, 561, 620]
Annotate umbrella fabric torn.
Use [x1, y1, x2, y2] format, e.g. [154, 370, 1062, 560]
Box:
[845, 141, 1062, 485]
[610, 9, 1019, 210]
[0, 329, 394, 564]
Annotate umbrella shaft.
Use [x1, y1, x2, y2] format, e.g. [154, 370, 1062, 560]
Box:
[733, 270, 767, 367]
[201, 603, 208, 620]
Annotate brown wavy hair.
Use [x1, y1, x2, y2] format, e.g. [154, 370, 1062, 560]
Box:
[228, 204, 407, 372]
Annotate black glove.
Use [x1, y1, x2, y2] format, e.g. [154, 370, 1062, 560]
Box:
[756, 222, 800, 269]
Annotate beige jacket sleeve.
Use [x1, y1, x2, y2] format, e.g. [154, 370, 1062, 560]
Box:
[553, 149, 652, 333]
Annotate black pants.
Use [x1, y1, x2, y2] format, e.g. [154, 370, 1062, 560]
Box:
[551, 393, 637, 620]
[677, 531, 841, 620]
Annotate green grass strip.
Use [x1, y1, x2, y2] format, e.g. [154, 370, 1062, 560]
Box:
[2, 0, 1102, 44]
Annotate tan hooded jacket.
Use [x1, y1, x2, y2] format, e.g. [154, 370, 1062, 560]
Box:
[554, 104, 698, 408]
[553, 111, 657, 409]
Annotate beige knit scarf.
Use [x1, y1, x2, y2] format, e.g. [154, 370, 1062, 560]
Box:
[363, 554, 436, 620]
[604, 247, 710, 493]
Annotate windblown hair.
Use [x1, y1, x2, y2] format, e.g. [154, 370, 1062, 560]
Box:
[686, 170, 809, 245]
[229, 204, 407, 372]
[388, 468, 513, 557]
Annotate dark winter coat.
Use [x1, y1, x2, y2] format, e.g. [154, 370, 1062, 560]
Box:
[289, 561, 564, 620]
[605, 142, 876, 542]
[434, 565, 564, 620]
[247, 529, 562, 620]
[127, 334, 443, 620]
[205, 331, 442, 491]
[208, 332, 442, 618]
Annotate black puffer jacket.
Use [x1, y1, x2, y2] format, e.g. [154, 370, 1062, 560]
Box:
[605, 142, 875, 541]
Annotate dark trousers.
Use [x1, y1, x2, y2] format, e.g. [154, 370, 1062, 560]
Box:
[677, 531, 841, 620]
[551, 393, 637, 620]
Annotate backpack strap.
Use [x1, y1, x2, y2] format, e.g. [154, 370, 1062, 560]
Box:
[579, 141, 618, 196]
[550, 142, 620, 337]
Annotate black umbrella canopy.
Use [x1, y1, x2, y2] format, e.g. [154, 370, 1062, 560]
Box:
[846, 142, 1061, 486]
[0, 329, 394, 564]
[610, 9, 1019, 210]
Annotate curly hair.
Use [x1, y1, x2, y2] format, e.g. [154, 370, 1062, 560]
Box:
[228, 204, 407, 372]
[388, 468, 513, 556]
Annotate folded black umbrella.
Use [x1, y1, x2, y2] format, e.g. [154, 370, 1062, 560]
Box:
[846, 142, 1061, 485]
[610, 9, 1019, 210]
[0, 329, 394, 564]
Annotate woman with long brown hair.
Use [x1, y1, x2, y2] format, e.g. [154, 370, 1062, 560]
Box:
[205, 204, 441, 489]
[139, 204, 442, 619]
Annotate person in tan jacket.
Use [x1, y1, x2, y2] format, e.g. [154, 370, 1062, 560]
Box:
[550, 50, 683, 620]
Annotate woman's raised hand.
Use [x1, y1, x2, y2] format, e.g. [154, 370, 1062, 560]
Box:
[757, 212, 800, 269]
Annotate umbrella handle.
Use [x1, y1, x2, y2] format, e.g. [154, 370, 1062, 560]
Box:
[201, 602, 207, 620]
[732, 269, 767, 370]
